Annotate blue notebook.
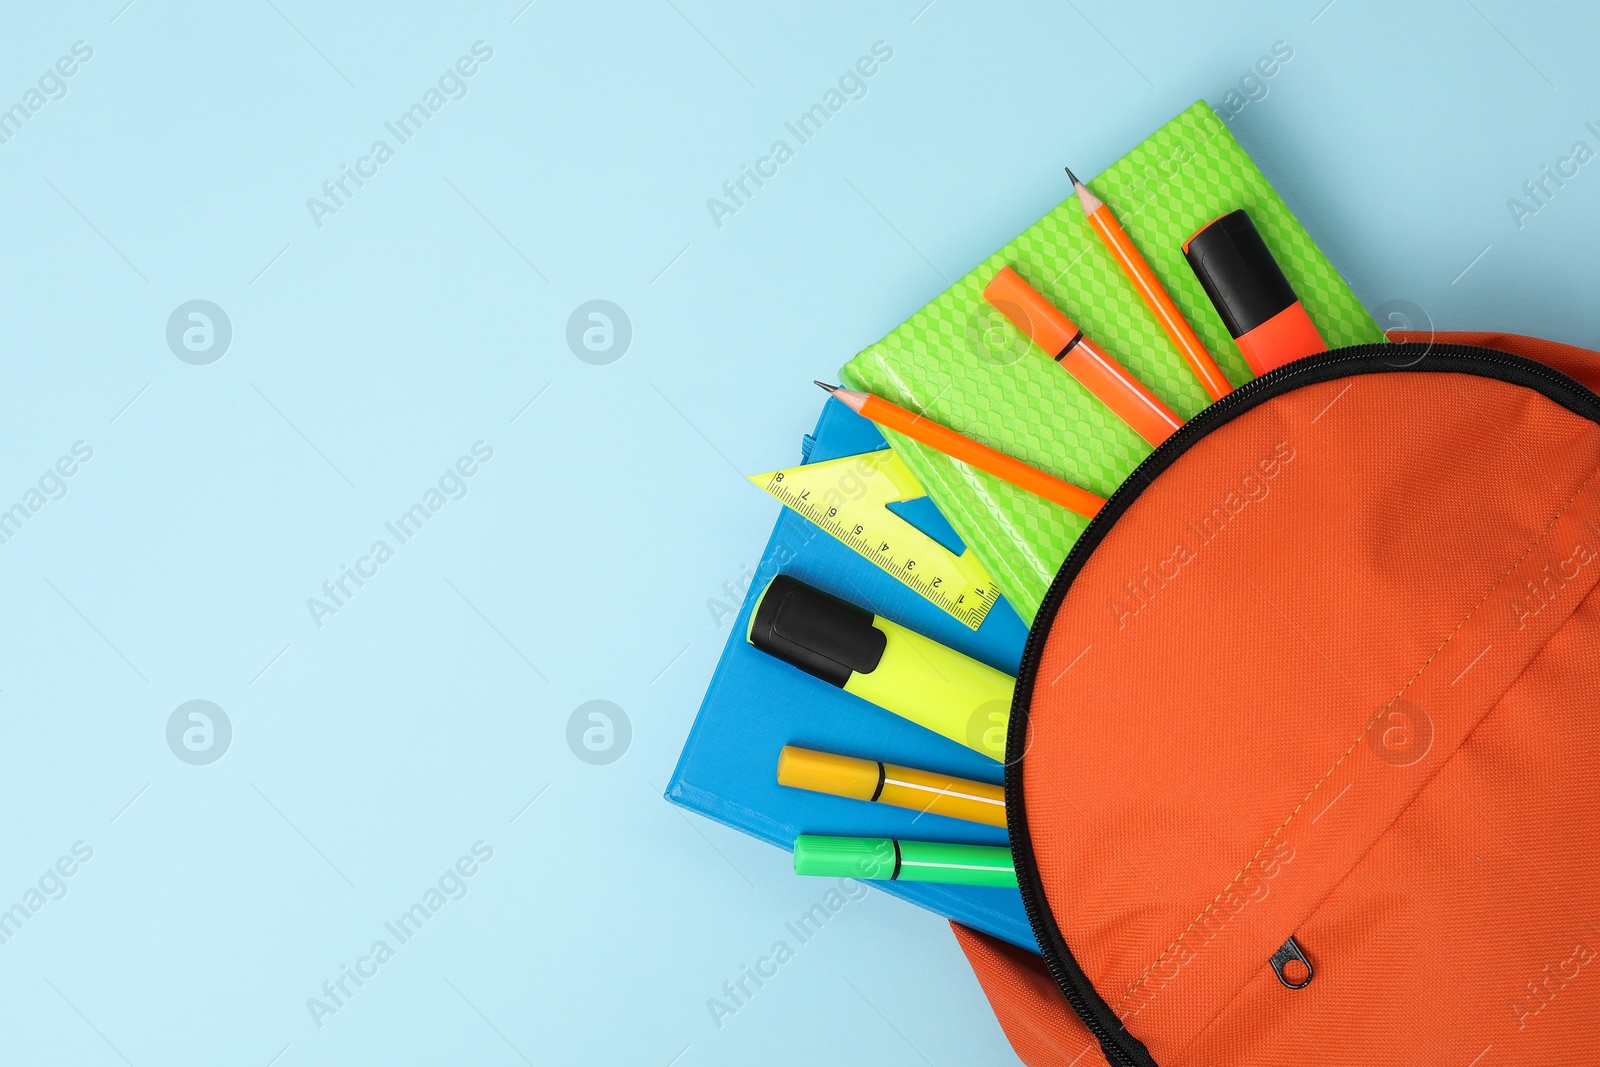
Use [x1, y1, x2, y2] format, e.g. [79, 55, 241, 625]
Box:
[666, 398, 1039, 952]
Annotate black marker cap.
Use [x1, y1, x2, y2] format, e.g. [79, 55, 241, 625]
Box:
[1182, 209, 1299, 339]
[748, 575, 887, 688]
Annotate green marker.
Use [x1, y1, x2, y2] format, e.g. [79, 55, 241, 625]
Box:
[792, 834, 1017, 889]
[747, 575, 1015, 760]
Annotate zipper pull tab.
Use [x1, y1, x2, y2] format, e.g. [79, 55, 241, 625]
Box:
[1270, 937, 1314, 989]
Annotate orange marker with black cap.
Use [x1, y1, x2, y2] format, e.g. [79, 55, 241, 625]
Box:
[1182, 209, 1327, 376]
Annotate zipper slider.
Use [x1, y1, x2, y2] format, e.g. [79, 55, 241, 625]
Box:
[1270, 937, 1314, 989]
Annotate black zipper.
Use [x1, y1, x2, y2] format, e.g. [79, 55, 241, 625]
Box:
[1002, 342, 1600, 1067]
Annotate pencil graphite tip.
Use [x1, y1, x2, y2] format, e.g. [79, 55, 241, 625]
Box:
[814, 380, 839, 394]
[1066, 168, 1103, 215]
[815, 382, 868, 414]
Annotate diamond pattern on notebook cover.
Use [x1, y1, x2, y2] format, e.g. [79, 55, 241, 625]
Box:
[842, 101, 1383, 624]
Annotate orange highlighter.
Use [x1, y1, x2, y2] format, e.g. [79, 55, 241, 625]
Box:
[984, 267, 1183, 448]
[1182, 209, 1327, 376]
[776, 745, 1007, 828]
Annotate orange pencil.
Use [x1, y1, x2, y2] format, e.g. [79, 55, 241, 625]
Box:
[814, 382, 1104, 519]
[983, 267, 1184, 447]
[1066, 166, 1233, 402]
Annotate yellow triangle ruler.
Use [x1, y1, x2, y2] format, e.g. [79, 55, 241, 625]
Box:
[748, 448, 999, 629]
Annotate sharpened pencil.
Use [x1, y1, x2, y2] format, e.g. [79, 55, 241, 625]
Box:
[815, 382, 1105, 519]
[1067, 165, 1234, 402]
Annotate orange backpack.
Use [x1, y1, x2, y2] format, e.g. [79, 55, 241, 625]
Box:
[957, 331, 1600, 1066]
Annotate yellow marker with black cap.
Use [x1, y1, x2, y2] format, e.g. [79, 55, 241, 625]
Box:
[748, 576, 1014, 760]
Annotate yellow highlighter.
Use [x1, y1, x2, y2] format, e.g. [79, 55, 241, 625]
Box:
[747, 576, 1014, 760]
[777, 745, 1007, 828]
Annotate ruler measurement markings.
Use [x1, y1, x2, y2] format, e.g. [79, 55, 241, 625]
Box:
[753, 451, 998, 629]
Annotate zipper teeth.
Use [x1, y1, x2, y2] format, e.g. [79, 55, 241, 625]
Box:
[1030, 343, 1600, 646]
[1003, 343, 1600, 1067]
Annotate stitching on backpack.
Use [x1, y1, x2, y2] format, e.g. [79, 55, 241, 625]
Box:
[1111, 457, 1600, 1017]
[1165, 578, 1600, 1067]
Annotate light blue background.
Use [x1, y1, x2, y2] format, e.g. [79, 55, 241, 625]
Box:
[1, 1, 1595, 1064]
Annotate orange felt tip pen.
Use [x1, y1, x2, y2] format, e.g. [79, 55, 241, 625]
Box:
[814, 382, 1105, 519]
[1066, 166, 1233, 402]
[1182, 209, 1327, 376]
[776, 746, 1007, 828]
[983, 267, 1183, 448]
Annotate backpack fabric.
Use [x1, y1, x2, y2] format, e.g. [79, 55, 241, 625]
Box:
[956, 331, 1600, 1066]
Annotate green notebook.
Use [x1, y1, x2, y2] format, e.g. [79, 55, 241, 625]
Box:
[841, 100, 1382, 624]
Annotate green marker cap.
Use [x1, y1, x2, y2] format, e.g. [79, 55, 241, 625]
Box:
[792, 835, 898, 880]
